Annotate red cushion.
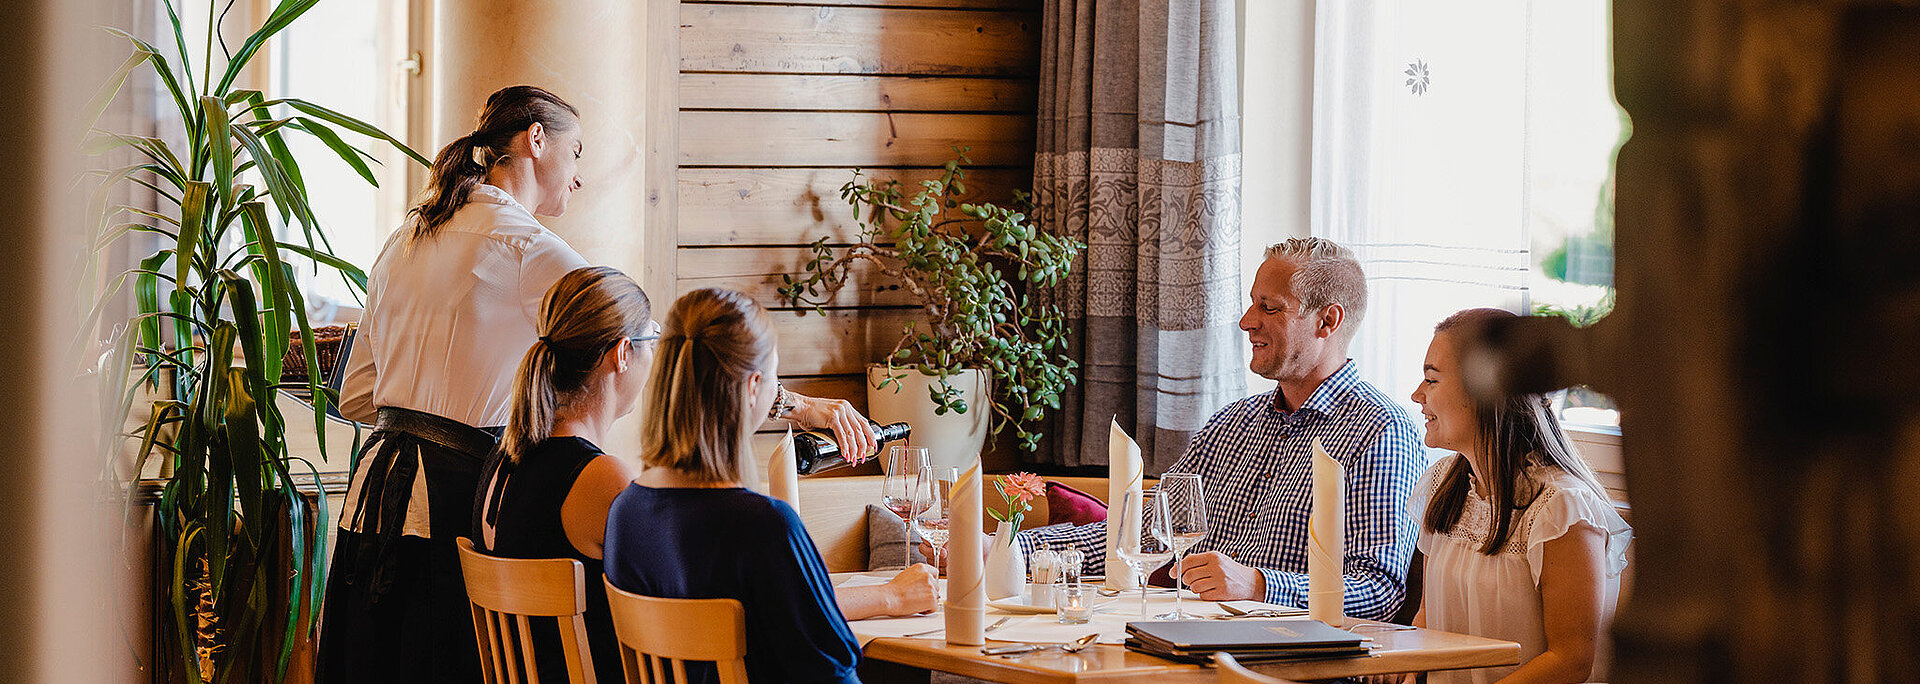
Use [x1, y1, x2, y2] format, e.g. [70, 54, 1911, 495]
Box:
[1045, 480, 1108, 527]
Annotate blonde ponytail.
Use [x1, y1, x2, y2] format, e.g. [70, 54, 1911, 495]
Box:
[500, 266, 651, 463]
[639, 288, 776, 483]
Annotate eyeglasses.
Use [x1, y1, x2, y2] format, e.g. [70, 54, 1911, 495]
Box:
[628, 320, 663, 346]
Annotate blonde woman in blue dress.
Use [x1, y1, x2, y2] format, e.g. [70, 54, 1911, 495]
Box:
[1407, 308, 1632, 684]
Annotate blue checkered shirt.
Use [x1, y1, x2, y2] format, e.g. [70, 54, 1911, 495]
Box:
[1017, 361, 1425, 620]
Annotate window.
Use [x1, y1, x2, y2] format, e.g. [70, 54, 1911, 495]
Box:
[1242, 0, 1625, 497]
[269, 0, 413, 322]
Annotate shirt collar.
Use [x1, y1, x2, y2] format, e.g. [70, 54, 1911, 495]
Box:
[1269, 359, 1361, 419]
[469, 184, 532, 216]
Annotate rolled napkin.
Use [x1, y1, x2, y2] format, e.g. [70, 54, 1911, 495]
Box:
[1104, 418, 1144, 590]
[946, 459, 987, 645]
[1308, 438, 1345, 627]
[767, 426, 800, 510]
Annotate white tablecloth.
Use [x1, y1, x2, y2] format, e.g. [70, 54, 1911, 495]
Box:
[832, 571, 1306, 646]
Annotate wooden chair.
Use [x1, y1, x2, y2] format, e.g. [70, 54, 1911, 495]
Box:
[602, 578, 748, 684]
[1214, 652, 1308, 683]
[454, 537, 598, 684]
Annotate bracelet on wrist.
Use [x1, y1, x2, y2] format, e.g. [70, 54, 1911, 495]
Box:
[769, 382, 798, 420]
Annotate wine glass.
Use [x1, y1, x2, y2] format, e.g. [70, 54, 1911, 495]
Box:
[1154, 473, 1209, 619]
[879, 446, 929, 570]
[912, 465, 958, 583]
[1114, 488, 1174, 617]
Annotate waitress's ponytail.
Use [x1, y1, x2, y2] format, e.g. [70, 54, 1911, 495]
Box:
[406, 85, 580, 241]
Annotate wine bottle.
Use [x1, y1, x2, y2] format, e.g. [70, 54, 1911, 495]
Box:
[793, 421, 912, 476]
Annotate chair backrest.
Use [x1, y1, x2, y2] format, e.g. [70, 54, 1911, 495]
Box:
[601, 578, 749, 684]
[454, 537, 597, 684]
[1214, 652, 1307, 683]
[1390, 549, 1426, 625]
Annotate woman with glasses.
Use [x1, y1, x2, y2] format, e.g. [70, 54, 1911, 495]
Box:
[470, 266, 655, 683]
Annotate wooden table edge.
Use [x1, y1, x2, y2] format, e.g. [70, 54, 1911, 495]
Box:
[861, 630, 1522, 683]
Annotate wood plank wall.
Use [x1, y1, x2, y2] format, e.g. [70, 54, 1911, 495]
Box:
[673, 0, 1041, 424]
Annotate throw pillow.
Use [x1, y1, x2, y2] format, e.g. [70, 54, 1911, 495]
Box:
[865, 503, 928, 571]
[1045, 480, 1108, 527]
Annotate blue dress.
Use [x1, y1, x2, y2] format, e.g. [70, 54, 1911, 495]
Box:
[603, 484, 861, 684]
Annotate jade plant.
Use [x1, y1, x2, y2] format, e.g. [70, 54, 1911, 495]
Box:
[778, 150, 1085, 453]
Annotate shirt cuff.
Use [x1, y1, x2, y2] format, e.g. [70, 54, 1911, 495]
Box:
[1259, 568, 1308, 607]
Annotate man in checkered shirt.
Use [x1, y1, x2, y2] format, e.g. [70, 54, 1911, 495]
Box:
[1017, 237, 1425, 620]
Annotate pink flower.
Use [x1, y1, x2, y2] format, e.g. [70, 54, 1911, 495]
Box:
[991, 472, 1047, 525]
[1005, 473, 1046, 506]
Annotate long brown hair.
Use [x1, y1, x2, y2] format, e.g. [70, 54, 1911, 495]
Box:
[1421, 308, 1610, 555]
[639, 288, 776, 484]
[407, 85, 579, 239]
[500, 266, 651, 463]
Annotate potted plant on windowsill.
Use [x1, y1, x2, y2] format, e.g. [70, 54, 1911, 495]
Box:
[778, 150, 1085, 467]
[81, 1, 424, 681]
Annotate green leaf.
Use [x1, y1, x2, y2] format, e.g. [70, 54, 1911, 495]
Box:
[81, 47, 154, 141]
[274, 97, 431, 167]
[204, 95, 234, 216]
[289, 117, 381, 186]
[275, 242, 369, 292]
[175, 181, 212, 293]
[214, 0, 322, 96]
[102, 28, 193, 137]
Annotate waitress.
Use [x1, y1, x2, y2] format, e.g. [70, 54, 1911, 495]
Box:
[318, 85, 878, 684]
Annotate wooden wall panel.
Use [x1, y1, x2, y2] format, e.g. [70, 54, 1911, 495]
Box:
[768, 308, 923, 376]
[680, 111, 1033, 166]
[677, 167, 1031, 245]
[680, 4, 1038, 76]
[681, 73, 1036, 112]
[670, 0, 1037, 426]
[695, 0, 1034, 9]
[679, 247, 924, 308]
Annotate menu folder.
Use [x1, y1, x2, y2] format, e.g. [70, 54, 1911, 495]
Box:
[1122, 619, 1368, 664]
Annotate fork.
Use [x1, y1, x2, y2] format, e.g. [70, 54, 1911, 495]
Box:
[902, 616, 1010, 638]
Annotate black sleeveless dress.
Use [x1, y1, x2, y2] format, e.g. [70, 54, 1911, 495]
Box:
[473, 436, 621, 683]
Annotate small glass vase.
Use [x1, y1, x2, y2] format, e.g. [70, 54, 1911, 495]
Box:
[984, 520, 1026, 601]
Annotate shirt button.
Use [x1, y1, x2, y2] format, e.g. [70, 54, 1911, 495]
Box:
[1261, 472, 1273, 480]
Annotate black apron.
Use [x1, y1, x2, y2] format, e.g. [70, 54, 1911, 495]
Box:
[316, 407, 499, 684]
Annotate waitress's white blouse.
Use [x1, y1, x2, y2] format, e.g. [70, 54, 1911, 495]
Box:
[1410, 455, 1632, 684]
[339, 184, 587, 427]
[337, 184, 588, 537]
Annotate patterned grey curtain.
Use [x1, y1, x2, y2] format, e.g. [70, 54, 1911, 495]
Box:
[1034, 0, 1245, 473]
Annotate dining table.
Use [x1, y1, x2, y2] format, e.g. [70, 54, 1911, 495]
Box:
[834, 572, 1521, 683]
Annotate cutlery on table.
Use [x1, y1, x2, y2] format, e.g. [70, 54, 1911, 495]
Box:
[980, 633, 1100, 657]
[902, 616, 1010, 639]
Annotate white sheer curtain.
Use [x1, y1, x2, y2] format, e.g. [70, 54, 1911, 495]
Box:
[1311, 0, 1534, 419]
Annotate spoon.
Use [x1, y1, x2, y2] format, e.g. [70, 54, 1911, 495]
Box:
[981, 632, 1101, 657]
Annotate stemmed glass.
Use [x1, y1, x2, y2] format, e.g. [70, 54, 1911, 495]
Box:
[1114, 487, 1175, 617]
[879, 446, 929, 570]
[1154, 473, 1209, 619]
[911, 465, 958, 584]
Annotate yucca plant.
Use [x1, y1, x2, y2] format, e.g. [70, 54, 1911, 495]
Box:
[80, 1, 425, 681]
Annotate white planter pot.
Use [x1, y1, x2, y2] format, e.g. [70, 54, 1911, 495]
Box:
[866, 365, 989, 471]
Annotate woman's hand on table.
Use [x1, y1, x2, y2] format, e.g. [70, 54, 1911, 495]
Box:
[883, 564, 939, 615]
[789, 393, 880, 463]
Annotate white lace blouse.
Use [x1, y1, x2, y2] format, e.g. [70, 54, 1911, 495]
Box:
[1409, 455, 1632, 684]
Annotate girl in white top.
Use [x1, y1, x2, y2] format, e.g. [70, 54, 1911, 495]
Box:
[1407, 308, 1632, 684]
